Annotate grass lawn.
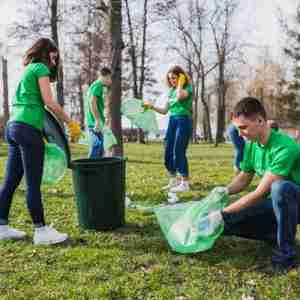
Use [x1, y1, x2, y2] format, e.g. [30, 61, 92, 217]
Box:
[0, 142, 300, 300]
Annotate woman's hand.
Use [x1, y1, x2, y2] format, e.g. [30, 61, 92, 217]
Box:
[178, 73, 186, 88]
[67, 120, 81, 142]
[143, 100, 154, 109]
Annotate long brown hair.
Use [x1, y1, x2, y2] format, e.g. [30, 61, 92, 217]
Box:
[166, 65, 190, 88]
[23, 38, 60, 82]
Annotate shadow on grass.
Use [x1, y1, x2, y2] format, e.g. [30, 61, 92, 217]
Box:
[190, 183, 221, 193]
[127, 159, 162, 165]
[115, 222, 172, 254]
[189, 154, 233, 161]
[15, 188, 74, 199]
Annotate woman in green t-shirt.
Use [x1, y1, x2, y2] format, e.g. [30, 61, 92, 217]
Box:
[144, 65, 193, 200]
[0, 38, 81, 245]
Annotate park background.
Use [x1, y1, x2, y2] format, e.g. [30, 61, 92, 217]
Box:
[1, 1, 300, 299]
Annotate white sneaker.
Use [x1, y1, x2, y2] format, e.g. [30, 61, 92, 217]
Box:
[162, 177, 178, 191]
[169, 181, 190, 193]
[0, 225, 26, 241]
[34, 226, 68, 245]
[167, 192, 179, 204]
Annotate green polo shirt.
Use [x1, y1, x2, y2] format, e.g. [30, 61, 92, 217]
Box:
[168, 83, 193, 116]
[10, 63, 51, 130]
[240, 129, 300, 185]
[85, 79, 105, 128]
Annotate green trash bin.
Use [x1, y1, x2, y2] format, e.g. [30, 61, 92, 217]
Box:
[71, 157, 126, 230]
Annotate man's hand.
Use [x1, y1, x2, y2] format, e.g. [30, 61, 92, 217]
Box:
[94, 120, 103, 133]
[212, 186, 229, 195]
[197, 210, 223, 236]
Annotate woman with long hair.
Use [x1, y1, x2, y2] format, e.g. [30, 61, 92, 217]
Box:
[0, 38, 81, 245]
[144, 65, 193, 200]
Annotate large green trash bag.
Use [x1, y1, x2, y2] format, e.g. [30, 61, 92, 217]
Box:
[102, 126, 117, 150]
[121, 98, 159, 134]
[78, 128, 117, 151]
[133, 109, 160, 134]
[154, 189, 229, 254]
[121, 98, 144, 120]
[42, 143, 67, 185]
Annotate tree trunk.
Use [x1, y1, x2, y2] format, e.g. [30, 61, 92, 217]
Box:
[215, 62, 226, 146]
[203, 101, 213, 143]
[202, 114, 208, 141]
[193, 98, 198, 143]
[1, 56, 9, 124]
[78, 75, 85, 129]
[109, 0, 123, 156]
[136, 0, 149, 145]
[192, 80, 199, 143]
[50, 0, 64, 106]
[124, 0, 138, 97]
[200, 77, 213, 143]
[138, 0, 148, 99]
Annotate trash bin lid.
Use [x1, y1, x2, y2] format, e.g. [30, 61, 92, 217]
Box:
[43, 109, 71, 167]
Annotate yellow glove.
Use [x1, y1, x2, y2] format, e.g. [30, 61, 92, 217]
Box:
[178, 73, 186, 88]
[67, 120, 81, 142]
[143, 100, 153, 109]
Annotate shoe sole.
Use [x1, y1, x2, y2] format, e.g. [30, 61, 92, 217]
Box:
[167, 200, 179, 204]
[162, 185, 180, 191]
[161, 186, 173, 191]
[0, 235, 26, 241]
[34, 235, 68, 245]
[169, 188, 190, 193]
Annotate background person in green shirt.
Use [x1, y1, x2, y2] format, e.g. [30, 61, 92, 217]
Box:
[205, 97, 300, 273]
[227, 115, 245, 174]
[0, 38, 81, 245]
[144, 65, 193, 197]
[85, 67, 112, 158]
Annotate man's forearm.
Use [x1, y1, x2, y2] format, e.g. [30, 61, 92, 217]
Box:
[223, 191, 261, 213]
[227, 172, 253, 195]
[91, 97, 100, 122]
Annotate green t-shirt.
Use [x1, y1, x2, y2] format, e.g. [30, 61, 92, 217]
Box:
[240, 129, 300, 185]
[10, 63, 51, 130]
[85, 79, 105, 128]
[168, 84, 193, 116]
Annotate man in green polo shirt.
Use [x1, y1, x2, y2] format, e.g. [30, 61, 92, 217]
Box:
[204, 97, 300, 274]
[85, 67, 112, 158]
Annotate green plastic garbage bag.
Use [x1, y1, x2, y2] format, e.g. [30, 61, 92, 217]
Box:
[121, 98, 144, 120]
[134, 109, 159, 134]
[154, 189, 229, 254]
[78, 127, 117, 151]
[121, 98, 159, 134]
[127, 201, 169, 215]
[102, 127, 117, 150]
[42, 143, 67, 185]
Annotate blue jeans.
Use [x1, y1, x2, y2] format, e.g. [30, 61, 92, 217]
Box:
[227, 123, 245, 170]
[222, 180, 300, 264]
[164, 116, 192, 177]
[0, 122, 45, 226]
[88, 128, 104, 158]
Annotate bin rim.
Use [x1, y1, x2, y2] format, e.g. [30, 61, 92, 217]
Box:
[70, 156, 127, 169]
[43, 109, 71, 168]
